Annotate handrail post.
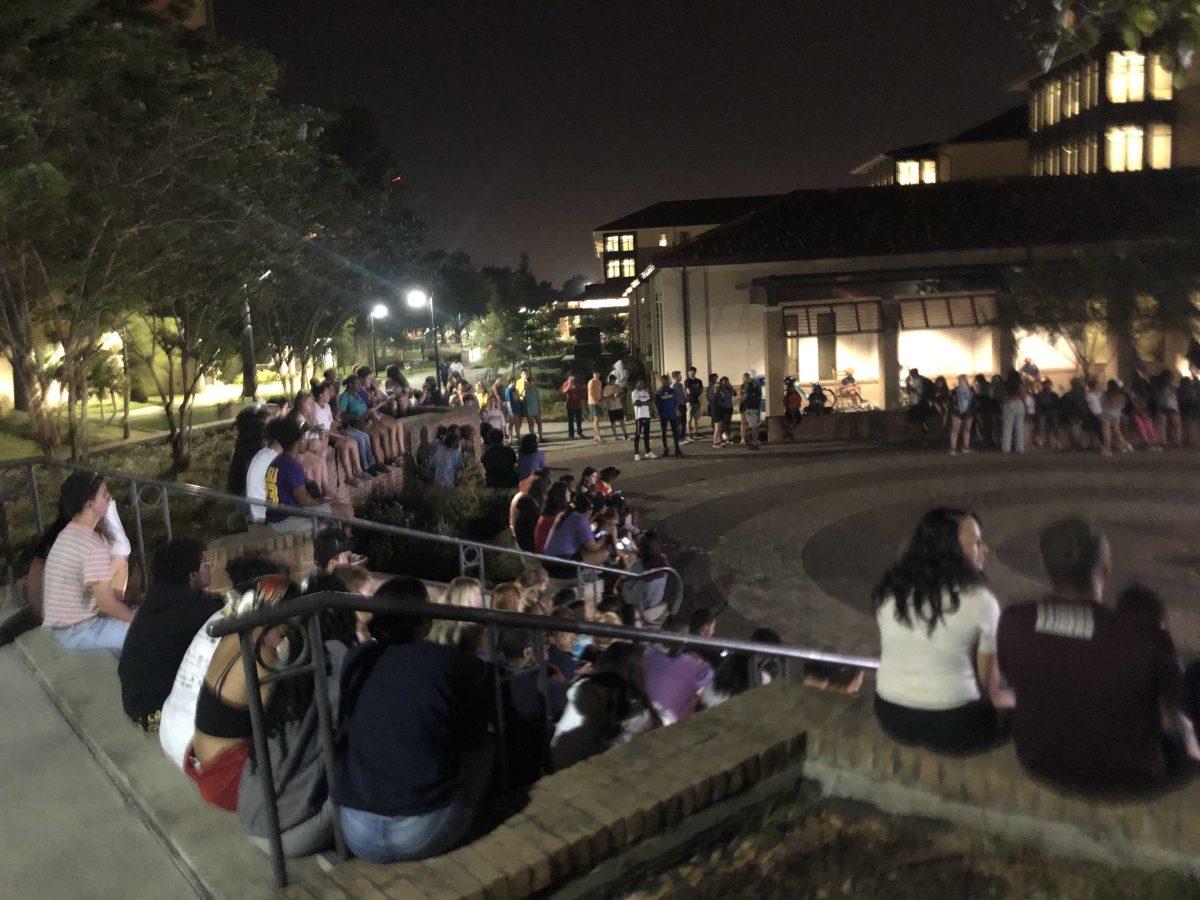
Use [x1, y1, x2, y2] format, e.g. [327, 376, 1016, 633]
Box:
[306, 615, 348, 861]
[488, 624, 509, 792]
[27, 464, 44, 536]
[159, 487, 172, 542]
[532, 628, 551, 776]
[129, 478, 148, 591]
[240, 630, 289, 888]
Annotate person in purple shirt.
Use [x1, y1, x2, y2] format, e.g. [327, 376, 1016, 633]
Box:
[516, 433, 546, 482]
[543, 495, 608, 565]
[265, 418, 336, 533]
[643, 636, 714, 722]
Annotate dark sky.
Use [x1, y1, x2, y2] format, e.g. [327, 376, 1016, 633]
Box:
[214, 1, 1034, 286]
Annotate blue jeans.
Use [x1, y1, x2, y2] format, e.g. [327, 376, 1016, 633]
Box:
[343, 428, 375, 469]
[52, 617, 130, 655]
[339, 743, 493, 864]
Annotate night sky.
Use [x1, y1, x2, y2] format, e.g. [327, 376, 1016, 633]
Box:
[214, 1, 1034, 286]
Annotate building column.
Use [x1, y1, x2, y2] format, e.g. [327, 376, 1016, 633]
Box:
[878, 298, 901, 410]
[763, 301, 787, 418]
[992, 325, 1017, 375]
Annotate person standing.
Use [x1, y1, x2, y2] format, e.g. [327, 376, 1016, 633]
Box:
[716, 376, 735, 447]
[739, 373, 761, 450]
[948, 375, 975, 455]
[655, 375, 682, 457]
[1000, 369, 1026, 454]
[669, 371, 688, 444]
[587, 369, 604, 444]
[521, 374, 544, 441]
[683, 368, 704, 441]
[41, 471, 132, 653]
[706, 373, 720, 446]
[631, 379, 653, 460]
[505, 375, 524, 442]
[561, 373, 584, 439]
[782, 378, 803, 442]
[602, 374, 629, 441]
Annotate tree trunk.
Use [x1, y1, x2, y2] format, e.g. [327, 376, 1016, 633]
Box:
[78, 368, 90, 461]
[9, 356, 34, 412]
[121, 334, 131, 440]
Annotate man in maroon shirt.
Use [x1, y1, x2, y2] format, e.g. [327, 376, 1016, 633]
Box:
[998, 518, 1192, 792]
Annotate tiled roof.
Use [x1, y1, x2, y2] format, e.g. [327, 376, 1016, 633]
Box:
[654, 169, 1200, 268]
[947, 104, 1028, 144]
[594, 195, 779, 232]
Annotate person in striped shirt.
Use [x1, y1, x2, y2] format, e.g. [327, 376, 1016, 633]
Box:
[40, 471, 132, 654]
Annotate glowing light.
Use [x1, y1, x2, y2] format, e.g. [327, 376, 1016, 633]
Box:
[406, 290, 429, 309]
[370, 303, 389, 319]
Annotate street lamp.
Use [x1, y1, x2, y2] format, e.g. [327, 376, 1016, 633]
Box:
[406, 289, 441, 389]
[368, 303, 388, 373]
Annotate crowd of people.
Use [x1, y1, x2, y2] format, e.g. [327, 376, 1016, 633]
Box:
[902, 360, 1200, 455]
[873, 507, 1200, 793]
[30, 450, 781, 864]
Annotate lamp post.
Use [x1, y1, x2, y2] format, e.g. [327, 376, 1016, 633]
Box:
[368, 303, 388, 373]
[406, 289, 440, 389]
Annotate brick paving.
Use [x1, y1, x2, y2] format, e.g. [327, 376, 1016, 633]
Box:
[542, 434, 1200, 657]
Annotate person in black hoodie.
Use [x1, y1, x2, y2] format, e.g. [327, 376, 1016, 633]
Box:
[118, 537, 222, 731]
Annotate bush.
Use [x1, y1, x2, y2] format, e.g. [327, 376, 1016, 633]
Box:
[353, 472, 524, 585]
[130, 385, 149, 403]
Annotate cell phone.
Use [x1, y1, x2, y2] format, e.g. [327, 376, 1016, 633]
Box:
[594, 529, 608, 538]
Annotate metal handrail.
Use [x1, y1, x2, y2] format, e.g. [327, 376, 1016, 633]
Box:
[0, 455, 685, 615]
[205, 591, 878, 887]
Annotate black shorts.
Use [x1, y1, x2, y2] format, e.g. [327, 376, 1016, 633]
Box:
[874, 694, 1001, 756]
[950, 409, 973, 420]
[607, 409, 625, 423]
[719, 409, 733, 428]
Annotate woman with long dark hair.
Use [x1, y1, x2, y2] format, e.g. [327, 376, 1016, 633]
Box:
[872, 508, 1003, 754]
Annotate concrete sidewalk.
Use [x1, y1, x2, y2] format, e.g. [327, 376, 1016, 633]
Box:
[0, 646, 197, 899]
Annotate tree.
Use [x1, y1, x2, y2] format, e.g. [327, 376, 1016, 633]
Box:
[1011, 1, 1200, 73]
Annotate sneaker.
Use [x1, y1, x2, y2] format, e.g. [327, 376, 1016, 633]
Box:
[644, 451, 657, 459]
[634, 453, 642, 461]
[962, 448, 973, 454]
[949, 449, 959, 455]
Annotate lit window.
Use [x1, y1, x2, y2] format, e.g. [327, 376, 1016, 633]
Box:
[1032, 152, 1044, 176]
[1106, 125, 1144, 171]
[621, 257, 636, 277]
[605, 259, 621, 279]
[619, 234, 635, 252]
[1029, 91, 1040, 132]
[1107, 51, 1145, 103]
[1148, 123, 1172, 169]
[1065, 70, 1080, 117]
[658, 233, 668, 247]
[1082, 134, 1099, 173]
[1085, 60, 1100, 108]
[1043, 79, 1061, 125]
[604, 235, 619, 252]
[1149, 53, 1173, 100]
[920, 160, 937, 183]
[896, 160, 920, 185]
[594, 239, 604, 258]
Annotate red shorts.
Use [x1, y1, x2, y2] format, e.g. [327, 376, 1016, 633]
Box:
[184, 741, 251, 811]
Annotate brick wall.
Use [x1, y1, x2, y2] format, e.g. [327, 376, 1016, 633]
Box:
[766, 410, 911, 443]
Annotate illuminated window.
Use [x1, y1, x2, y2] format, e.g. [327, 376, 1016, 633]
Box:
[1085, 60, 1100, 108]
[1149, 53, 1173, 100]
[1065, 69, 1080, 117]
[1061, 142, 1078, 175]
[1148, 123, 1172, 169]
[619, 234, 634, 252]
[1082, 134, 1099, 173]
[604, 235, 619, 252]
[896, 160, 920, 184]
[621, 257, 636, 277]
[1042, 79, 1061, 125]
[1032, 152, 1044, 176]
[1107, 51, 1145, 103]
[658, 233, 668, 247]
[1029, 91, 1041, 132]
[1106, 125, 1144, 171]
[920, 160, 937, 183]
[605, 259, 621, 279]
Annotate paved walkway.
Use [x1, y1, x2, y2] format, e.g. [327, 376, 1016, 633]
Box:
[539, 429, 1200, 658]
[0, 645, 196, 898]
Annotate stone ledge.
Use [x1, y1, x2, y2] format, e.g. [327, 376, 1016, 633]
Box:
[15, 627, 326, 899]
[292, 679, 810, 899]
[794, 683, 1200, 876]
